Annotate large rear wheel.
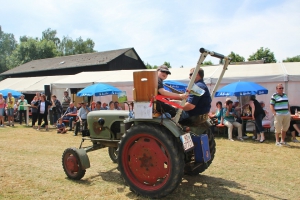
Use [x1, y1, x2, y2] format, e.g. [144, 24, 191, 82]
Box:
[184, 128, 216, 175]
[117, 124, 184, 199]
[62, 148, 86, 180]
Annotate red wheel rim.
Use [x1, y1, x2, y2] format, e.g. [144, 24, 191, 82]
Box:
[122, 133, 172, 191]
[64, 153, 79, 175]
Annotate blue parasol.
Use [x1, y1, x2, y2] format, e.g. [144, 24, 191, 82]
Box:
[77, 83, 122, 97]
[0, 89, 22, 98]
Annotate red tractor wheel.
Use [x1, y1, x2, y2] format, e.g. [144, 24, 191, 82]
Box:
[62, 148, 86, 180]
[117, 124, 184, 199]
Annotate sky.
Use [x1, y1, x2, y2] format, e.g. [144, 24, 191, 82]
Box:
[1, 0, 299, 68]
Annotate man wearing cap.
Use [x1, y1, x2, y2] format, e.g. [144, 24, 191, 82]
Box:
[17, 94, 28, 125]
[74, 102, 90, 136]
[156, 65, 188, 117]
[62, 102, 77, 131]
[179, 67, 211, 125]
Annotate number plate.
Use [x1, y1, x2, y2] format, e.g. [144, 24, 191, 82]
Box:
[180, 133, 194, 151]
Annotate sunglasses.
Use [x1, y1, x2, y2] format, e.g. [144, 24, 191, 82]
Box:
[277, 87, 284, 89]
[160, 71, 169, 74]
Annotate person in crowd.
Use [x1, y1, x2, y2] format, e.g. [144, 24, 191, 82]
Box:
[114, 101, 122, 110]
[30, 96, 39, 128]
[76, 102, 82, 110]
[209, 101, 223, 124]
[17, 94, 28, 125]
[35, 94, 52, 131]
[179, 67, 211, 124]
[108, 101, 115, 110]
[101, 102, 108, 110]
[222, 100, 243, 141]
[62, 102, 77, 131]
[56, 118, 67, 134]
[156, 65, 188, 117]
[36, 92, 41, 100]
[259, 101, 269, 120]
[0, 93, 5, 127]
[270, 83, 291, 147]
[74, 101, 90, 136]
[93, 101, 102, 111]
[249, 95, 266, 142]
[51, 95, 63, 127]
[5, 92, 15, 126]
[62, 91, 71, 114]
[289, 120, 300, 143]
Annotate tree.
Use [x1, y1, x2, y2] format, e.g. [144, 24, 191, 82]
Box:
[163, 61, 171, 68]
[248, 47, 276, 63]
[58, 36, 95, 56]
[7, 37, 58, 69]
[228, 51, 245, 62]
[201, 61, 213, 66]
[42, 28, 60, 47]
[283, 55, 300, 62]
[0, 30, 17, 73]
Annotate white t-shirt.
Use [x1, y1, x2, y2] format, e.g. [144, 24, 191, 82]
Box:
[40, 102, 46, 114]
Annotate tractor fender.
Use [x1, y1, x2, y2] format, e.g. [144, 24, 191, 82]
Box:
[74, 148, 90, 170]
[124, 118, 183, 137]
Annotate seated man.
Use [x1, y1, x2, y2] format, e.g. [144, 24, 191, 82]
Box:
[179, 67, 211, 125]
[74, 102, 90, 136]
[222, 100, 243, 141]
[62, 102, 77, 131]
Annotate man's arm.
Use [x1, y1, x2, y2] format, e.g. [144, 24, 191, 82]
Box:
[158, 88, 187, 100]
[182, 102, 195, 111]
[270, 104, 276, 116]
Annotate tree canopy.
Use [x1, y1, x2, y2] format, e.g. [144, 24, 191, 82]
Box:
[228, 51, 245, 62]
[0, 30, 17, 73]
[283, 55, 300, 62]
[248, 47, 276, 63]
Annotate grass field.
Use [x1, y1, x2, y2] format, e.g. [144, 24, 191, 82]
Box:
[0, 125, 300, 200]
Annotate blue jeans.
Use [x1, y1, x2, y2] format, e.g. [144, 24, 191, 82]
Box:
[53, 113, 60, 124]
[63, 116, 74, 129]
[254, 114, 264, 133]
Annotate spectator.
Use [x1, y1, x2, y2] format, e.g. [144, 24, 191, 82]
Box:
[51, 95, 63, 127]
[270, 83, 291, 147]
[0, 93, 5, 127]
[101, 102, 108, 110]
[5, 92, 15, 126]
[35, 94, 52, 131]
[93, 101, 102, 111]
[62, 102, 77, 131]
[223, 100, 243, 141]
[108, 101, 115, 110]
[36, 92, 41, 100]
[74, 101, 90, 136]
[17, 94, 28, 125]
[209, 101, 223, 124]
[56, 118, 67, 134]
[62, 91, 71, 114]
[249, 95, 266, 142]
[289, 120, 300, 143]
[30, 96, 39, 128]
[114, 101, 122, 110]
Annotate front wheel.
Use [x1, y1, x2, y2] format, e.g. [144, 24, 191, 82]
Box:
[117, 124, 184, 199]
[62, 148, 86, 180]
[108, 147, 118, 163]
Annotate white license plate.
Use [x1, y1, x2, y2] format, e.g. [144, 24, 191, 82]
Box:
[180, 133, 194, 151]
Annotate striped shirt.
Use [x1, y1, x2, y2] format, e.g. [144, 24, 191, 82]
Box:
[270, 93, 289, 115]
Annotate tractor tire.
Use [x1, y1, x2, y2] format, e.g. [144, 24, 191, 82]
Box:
[108, 147, 118, 163]
[184, 128, 216, 176]
[117, 124, 184, 199]
[62, 148, 86, 180]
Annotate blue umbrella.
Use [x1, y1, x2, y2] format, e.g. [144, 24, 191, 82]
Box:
[163, 80, 187, 93]
[215, 81, 268, 97]
[77, 83, 122, 97]
[0, 89, 22, 98]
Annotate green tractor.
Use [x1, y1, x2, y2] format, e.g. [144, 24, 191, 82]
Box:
[62, 48, 231, 199]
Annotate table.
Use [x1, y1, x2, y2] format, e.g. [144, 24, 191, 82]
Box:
[291, 115, 300, 121]
[23, 105, 33, 126]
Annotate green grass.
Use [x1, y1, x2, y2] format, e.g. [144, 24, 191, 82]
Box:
[0, 125, 300, 199]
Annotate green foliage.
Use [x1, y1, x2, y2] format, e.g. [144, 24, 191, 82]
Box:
[201, 60, 213, 66]
[248, 47, 276, 63]
[42, 28, 60, 47]
[228, 51, 245, 62]
[283, 55, 300, 62]
[163, 61, 171, 68]
[7, 37, 58, 68]
[58, 36, 95, 56]
[0, 30, 17, 73]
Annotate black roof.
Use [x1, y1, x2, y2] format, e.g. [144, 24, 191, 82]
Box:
[1, 47, 135, 76]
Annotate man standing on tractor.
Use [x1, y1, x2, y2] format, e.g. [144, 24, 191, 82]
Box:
[179, 67, 211, 124]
